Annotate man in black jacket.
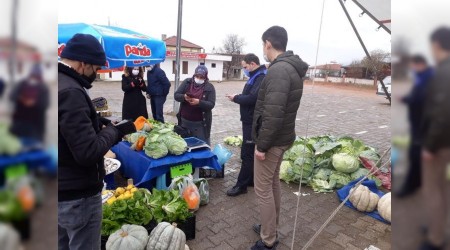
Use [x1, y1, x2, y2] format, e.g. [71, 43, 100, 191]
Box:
[226, 53, 266, 197]
[146, 64, 171, 122]
[420, 27, 450, 250]
[251, 26, 309, 250]
[58, 33, 136, 250]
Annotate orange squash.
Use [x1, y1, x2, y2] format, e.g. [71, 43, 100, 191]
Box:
[134, 116, 148, 131]
[136, 136, 146, 151]
[17, 185, 35, 212]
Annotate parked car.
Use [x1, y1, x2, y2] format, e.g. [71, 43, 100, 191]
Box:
[377, 76, 391, 98]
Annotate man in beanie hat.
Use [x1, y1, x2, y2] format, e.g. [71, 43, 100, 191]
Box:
[174, 65, 216, 145]
[58, 33, 136, 250]
[9, 63, 49, 142]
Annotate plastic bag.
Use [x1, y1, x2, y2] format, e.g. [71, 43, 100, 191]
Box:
[168, 175, 201, 211]
[213, 144, 233, 166]
[194, 178, 209, 205]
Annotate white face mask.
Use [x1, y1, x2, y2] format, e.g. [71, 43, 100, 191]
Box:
[263, 54, 270, 62]
[132, 69, 139, 75]
[194, 78, 205, 84]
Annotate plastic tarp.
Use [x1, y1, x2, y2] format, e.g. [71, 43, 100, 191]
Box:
[336, 178, 390, 224]
[58, 23, 166, 69]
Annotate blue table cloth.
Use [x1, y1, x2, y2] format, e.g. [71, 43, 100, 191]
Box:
[336, 178, 390, 224]
[0, 150, 55, 174]
[110, 141, 221, 186]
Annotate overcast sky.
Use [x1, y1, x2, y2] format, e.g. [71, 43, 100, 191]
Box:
[56, 0, 391, 66]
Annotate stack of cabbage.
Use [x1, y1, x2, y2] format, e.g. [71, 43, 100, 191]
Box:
[143, 127, 187, 159]
[280, 135, 382, 193]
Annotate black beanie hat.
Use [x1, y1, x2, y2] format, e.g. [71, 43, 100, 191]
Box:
[60, 33, 106, 66]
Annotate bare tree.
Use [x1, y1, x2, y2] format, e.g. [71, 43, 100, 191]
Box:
[361, 49, 391, 82]
[222, 34, 245, 79]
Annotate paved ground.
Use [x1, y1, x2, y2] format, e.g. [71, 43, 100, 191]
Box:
[88, 80, 392, 250]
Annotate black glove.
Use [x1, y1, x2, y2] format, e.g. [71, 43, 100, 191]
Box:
[99, 116, 112, 126]
[114, 120, 136, 138]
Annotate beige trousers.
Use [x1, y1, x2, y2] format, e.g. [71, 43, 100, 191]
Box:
[254, 145, 290, 247]
[422, 148, 450, 246]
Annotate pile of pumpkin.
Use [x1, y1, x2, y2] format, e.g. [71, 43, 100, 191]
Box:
[106, 222, 190, 250]
[349, 185, 391, 223]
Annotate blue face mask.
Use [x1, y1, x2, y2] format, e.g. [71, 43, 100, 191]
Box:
[243, 69, 250, 77]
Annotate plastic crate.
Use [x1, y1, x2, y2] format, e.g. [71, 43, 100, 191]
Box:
[199, 164, 225, 179]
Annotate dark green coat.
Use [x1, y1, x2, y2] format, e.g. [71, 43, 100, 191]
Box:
[252, 51, 309, 152]
[422, 56, 450, 153]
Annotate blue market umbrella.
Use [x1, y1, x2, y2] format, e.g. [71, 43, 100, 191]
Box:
[58, 23, 166, 69]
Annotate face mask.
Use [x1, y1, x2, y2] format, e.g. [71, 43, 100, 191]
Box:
[132, 69, 139, 75]
[82, 65, 97, 84]
[243, 69, 250, 77]
[263, 54, 270, 62]
[194, 78, 205, 84]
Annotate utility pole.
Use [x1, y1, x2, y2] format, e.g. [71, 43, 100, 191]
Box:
[173, 0, 183, 114]
[9, 0, 19, 86]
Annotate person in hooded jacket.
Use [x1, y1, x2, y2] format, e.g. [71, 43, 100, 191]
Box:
[146, 64, 171, 122]
[174, 65, 215, 145]
[122, 66, 148, 121]
[251, 26, 309, 250]
[225, 53, 266, 197]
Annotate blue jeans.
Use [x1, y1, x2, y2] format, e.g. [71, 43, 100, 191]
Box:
[150, 95, 167, 123]
[58, 193, 102, 250]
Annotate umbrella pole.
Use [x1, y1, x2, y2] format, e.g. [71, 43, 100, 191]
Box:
[173, 0, 183, 115]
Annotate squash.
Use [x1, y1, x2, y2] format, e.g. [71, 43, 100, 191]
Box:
[134, 116, 150, 131]
[349, 185, 379, 212]
[377, 192, 391, 222]
[136, 137, 146, 151]
[106, 224, 148, 250]
[0, 223, 20, 250]
[147, 222, 186, 250]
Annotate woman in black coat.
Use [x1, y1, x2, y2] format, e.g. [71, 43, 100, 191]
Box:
[122, 66, 148, 120]
[174, 65, 215, 145]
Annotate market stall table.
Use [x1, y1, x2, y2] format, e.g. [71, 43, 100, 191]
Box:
[106, 141, 221, 189]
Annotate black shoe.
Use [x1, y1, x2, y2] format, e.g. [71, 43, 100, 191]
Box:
[419, 240, 444, 250]
[253, 224, 279, 239]
[226, 186, 247, 197]
[250, 240, 278, 250]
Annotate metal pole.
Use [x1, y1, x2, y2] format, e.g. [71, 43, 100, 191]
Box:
[9, 0, 19, 86]
[173, 0, 183, 114]
[338, 0, 391, 104]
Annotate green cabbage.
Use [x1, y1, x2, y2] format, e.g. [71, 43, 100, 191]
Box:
[313, 168, 333, 181]
[350, 168, 370, 180]
[283, 144, 314, 161]
[224, 136, 243, 147]
[144, 142, 168, 159]
[359, 150, 381, 166]
[332, 153, 360, 173]
[309, 179, 334, 193]
[329, 172, 351, 189]
[280, 161, 297, 184]
[163, 134, 188, 155]
[293, 157, 314, 183]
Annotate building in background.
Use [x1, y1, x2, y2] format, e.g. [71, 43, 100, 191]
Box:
[100, 35, 231, 82]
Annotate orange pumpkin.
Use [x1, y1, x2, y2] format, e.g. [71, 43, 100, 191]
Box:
[134, 116, 148, 131]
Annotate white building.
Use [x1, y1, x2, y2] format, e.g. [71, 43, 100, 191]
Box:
[100, 35, 231, 82]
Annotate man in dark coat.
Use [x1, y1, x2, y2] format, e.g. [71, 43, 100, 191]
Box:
[58, 33, 136, 250]
[146, 64, 171, 122]
[396, 55, 433, 197]
[0, 77, 5, 98]
[9, 64, 49, 142]
[251, 26, 309, 250]
[420, 27, 450, 250]
[226, 53, 266, 197]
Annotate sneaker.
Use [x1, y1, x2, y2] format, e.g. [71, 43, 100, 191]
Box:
[250, 240, 278, 250]
[226, 186, 247, 197]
